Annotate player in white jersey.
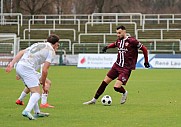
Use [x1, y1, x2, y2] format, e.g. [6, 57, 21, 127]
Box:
[6, 34, 60, 120]
[15, 64, 54, 108]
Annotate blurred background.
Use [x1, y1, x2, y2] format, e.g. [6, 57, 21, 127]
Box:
[2, 0, 181, 14]
[1, 0, 181, 68]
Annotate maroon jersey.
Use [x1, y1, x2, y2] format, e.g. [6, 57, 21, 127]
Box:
[109, 36, 142, 70]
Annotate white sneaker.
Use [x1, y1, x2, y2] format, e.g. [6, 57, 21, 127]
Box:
[34, 112, 49, 118]
[22, 110, 36, 120]
[83, 98, 96, 105]
[120, 91, 128, 104]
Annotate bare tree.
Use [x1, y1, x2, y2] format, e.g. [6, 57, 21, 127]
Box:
[61, 0, 74, 14]
[3, 0, 11, 13]
[53, 0, 74, 14]
[54, 0, 62, 14]
[152, 0, 181, 13]
[95, 0, 104, 13]
[73, 0, 96, 14]
[3, 0, 181, 14]
[14, 0, 21, 13]
[19, 0, 54, 15]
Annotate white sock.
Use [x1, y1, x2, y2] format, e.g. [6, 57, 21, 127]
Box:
[41, 94, 48, 104]
[24, 93, 40, 112]
[33, 102, 40, 114]
[18, 91, 27, 101]
[31, 92, 40, 113]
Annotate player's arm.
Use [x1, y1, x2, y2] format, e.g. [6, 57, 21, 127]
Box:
[102, 42, 116, 53]
[5, 49, 25, 73]
[140, 45, 150, 68]
[41, 61, 51, 93]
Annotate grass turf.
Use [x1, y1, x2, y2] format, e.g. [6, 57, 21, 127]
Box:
[0, 66, 181, 127]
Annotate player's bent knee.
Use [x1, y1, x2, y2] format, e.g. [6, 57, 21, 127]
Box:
[45, 85, 50, 90]
[46, 79, 51, 86]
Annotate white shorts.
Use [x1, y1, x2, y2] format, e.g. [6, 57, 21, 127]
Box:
[16, 64, 41, 88]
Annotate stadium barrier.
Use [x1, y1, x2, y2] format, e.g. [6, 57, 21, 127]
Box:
[78, 33, 117, 44]
[72, 39, 180, 55]
[20, 39, 72, 51]
[0, 13, 22, 35]
[139, 39, 181, 52]
[136, 28, 181, 39]
[91, 13, 142, 26]
[23, 28, 76, 41]
[24, 14, 91, 24]
[1, 13, 181, 55]
[84, 21, 137, 34]
[72, 43, 106, 55]
[28, 18, 81, 32]
[78, 33, 130, 43]
[142, 14, 181, 28]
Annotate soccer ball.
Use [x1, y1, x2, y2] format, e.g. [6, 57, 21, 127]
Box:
[101, 95, 112, 106]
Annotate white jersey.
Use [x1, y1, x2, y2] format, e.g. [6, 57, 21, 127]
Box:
[18, 42, 55, 70]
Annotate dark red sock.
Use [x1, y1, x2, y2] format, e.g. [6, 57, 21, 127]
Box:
[94, 81, 108, 99]
[114, 86, 126, 94]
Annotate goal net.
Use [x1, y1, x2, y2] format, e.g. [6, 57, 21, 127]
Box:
[0, 33, 19, 67]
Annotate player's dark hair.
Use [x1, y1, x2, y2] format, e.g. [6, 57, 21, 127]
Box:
[47, 34, 60, 44]
[117, 25, 126, 30]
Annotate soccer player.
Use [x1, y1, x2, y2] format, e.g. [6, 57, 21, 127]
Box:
[6, 34, 60, 120]
[16, 64, 54, 108]
[83, 25, 150, 105]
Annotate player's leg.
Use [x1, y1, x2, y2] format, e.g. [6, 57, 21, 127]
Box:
[114, 80, 128, 104]
[83, 76, 112, 105]
[22, 86, 41, 120]
[17, 66, 48, 120]
[22, 86, 49, 119]
[114, 68, 131, 104]
[83, 64, 119, 105]
[16, 87, 30, 105]
[33, 98, 49, 118]
[40, 78, 54, 108]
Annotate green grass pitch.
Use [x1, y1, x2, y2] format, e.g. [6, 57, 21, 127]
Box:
[1, 66, 181, 127]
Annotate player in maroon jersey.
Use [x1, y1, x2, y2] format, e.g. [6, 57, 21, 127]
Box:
[83, 25, 150, 105]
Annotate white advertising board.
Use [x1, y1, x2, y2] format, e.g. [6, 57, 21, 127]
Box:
[77, 54, 181, 69]
[77, 54, 117, 68]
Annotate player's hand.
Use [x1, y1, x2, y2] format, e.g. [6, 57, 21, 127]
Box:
[5, 63, 13, 73]
[144, 63, 150, 68]
[102, 46, 108, 53]
[42, 85, 48, 93]
[16, 75, 21, 80]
